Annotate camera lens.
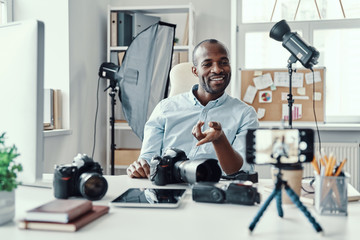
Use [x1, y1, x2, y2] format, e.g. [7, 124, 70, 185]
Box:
[78, 172, 108, 200]
[176, 159, 222, 184]
[196, 164, 209, 181]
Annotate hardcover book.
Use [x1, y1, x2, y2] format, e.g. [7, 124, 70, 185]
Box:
[19, 205, 109, 232]
[25, 199, 92, 223]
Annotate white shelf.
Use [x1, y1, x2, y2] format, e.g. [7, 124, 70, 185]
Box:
[114, 122, 132, 130]
[106, 4, 194, 174]
[110, 45, 189, 52]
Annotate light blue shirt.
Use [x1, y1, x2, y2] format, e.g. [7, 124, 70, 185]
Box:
[139, 84, 259, 172]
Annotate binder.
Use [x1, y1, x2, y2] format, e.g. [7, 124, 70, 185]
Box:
[110, 12, 118, 47]
[118, 12, 133, 46]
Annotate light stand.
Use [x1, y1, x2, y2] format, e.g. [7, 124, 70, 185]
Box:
[287, 55, 297, 128]
[248, 158, 323, 234]
[104, 79, 117, 175]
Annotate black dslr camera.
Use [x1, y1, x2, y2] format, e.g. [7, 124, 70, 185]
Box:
[53, 154, 108, 201]
[150, 148, 222, 186]
[192, 181, 260, 205]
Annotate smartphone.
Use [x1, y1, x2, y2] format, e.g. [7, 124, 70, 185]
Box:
[246, 128, 314, 165]
[110, 188, 187, 208]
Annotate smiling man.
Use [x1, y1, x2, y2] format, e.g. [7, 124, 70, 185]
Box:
[127, 39, 259, 178]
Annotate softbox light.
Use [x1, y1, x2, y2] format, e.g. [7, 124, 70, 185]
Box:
[117, 21, 176, 140]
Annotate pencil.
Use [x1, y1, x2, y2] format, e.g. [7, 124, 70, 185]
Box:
[334, 158, 347, 177]
[324, 154, 329, 165]
[329, 155, 336, 176]
[311, 156, 320, 175]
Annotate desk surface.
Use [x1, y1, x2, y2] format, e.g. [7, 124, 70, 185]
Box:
[1, 175, 360, 240]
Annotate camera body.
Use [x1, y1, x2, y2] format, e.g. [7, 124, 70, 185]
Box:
[150, 148, 188, 185]
[150, 148, 222, 186]
[192, 181, 260, 205]
[53, 154, 108, 201]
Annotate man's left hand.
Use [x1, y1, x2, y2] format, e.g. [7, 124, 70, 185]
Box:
[192, 121, 224, 146]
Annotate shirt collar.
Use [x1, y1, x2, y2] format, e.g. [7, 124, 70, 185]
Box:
[188, 84, 228, 107]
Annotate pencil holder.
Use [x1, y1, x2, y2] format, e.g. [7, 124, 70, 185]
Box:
[315, 173, 349, 216]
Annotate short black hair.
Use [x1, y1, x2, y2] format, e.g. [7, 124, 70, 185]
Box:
[192, 39, 229, 66]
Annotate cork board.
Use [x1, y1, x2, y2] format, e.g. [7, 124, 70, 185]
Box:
[240, 68, 325, 122]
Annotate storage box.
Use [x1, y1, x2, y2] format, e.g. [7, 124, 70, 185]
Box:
[114, 149, 141, 166]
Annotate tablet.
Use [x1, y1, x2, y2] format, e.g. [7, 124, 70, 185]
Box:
[110, 188, 187, 208]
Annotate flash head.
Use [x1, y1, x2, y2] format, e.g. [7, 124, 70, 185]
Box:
[269, 19, 319, 69]
[269, 19, 291, 41]
[98, 62, 120, 81]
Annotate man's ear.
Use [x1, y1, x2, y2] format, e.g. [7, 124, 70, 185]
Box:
[192, 66, 198, 77]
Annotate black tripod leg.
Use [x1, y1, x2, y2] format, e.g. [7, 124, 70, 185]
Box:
[284, 184, 323, 233]
[249, 187, 279, 232]
[275, 190, 284, 217]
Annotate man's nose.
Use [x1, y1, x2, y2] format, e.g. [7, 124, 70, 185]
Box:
[211, 63, 223, 74]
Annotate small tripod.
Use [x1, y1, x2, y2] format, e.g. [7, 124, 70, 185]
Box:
[249, 165, 323, 233]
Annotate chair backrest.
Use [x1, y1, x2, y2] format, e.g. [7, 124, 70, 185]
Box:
[168, 62, 198, 97]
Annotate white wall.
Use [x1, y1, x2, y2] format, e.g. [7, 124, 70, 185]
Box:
[14, 0, 109, 172]
[45, 0, 108, 171]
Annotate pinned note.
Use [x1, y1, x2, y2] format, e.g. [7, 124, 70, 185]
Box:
[254, 70, 263, 76]
[282, 104, 302, 120]
[243, 85, 257, 104]
[297, 87, 306, 95]
[257, 108, 265, 119]
[314, 92, 322, 101]
[274, 72, 304, 88]
[305, 71, 321, 84]
[253, 73, 273, 90]
[259, 91, 272, 103]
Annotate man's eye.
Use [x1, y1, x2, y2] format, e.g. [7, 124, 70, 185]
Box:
[202, 62, 212, 67]
[221, 60, 229, 65]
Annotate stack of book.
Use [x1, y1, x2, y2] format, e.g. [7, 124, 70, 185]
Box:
[18, 199, 109, 232]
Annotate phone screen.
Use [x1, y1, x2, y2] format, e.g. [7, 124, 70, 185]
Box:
[110, 188, 187, 208]
[255, 129, 299, 164]
[246, 128, 314, 165]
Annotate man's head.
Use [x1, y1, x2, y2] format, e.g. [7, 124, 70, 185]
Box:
[192, 39, 231, 97]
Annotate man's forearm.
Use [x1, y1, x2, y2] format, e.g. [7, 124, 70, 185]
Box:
[212, 133, 243, 175]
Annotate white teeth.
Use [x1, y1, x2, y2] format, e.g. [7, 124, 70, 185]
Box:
[211, 77, 223, 81]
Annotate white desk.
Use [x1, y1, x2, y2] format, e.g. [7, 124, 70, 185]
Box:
[1, 176, 360, 240]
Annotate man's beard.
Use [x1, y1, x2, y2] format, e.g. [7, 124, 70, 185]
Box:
[200, 74, 231, 94]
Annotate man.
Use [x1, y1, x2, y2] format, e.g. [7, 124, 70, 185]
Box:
[127, 39, 258, 178]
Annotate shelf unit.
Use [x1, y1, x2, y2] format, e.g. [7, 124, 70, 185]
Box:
[105, 4, 195, 174]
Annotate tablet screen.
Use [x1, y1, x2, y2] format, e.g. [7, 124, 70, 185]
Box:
[110, 188, 187, 208]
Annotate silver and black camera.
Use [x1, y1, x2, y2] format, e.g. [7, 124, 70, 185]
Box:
[192, 181, 260, 205]
[53, 154, 108, 201]
[150, 148, 222, 186]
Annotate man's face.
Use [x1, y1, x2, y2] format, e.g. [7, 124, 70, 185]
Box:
[192, 42, 231, 95]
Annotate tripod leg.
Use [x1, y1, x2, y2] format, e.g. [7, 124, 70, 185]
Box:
[249, 188, 279, 232]
[275, 190, 284, 217]
[284, 184, 323, 233]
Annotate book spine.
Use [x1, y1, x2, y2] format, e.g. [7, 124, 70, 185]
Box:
[53, 89, 62, 129]
[71, 206, 109, 231]
[67, 201, 93, 222]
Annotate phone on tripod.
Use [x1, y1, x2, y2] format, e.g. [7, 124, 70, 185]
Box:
[246, 128, 314, 166]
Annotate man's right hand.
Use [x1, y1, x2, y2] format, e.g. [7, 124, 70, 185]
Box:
[126, 159, 150, 178]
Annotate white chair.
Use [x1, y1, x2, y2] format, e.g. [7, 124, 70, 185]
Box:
[168, 62, 198, 97]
